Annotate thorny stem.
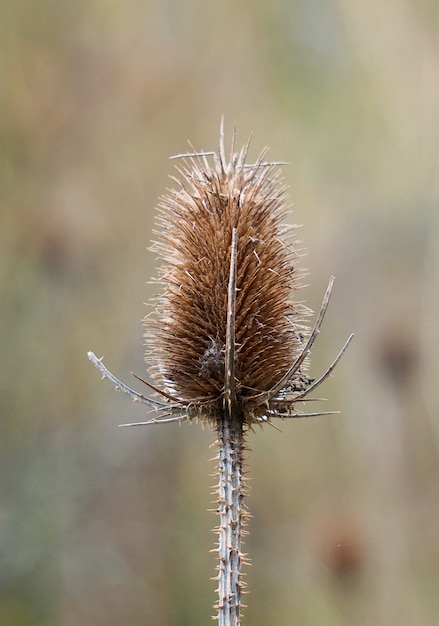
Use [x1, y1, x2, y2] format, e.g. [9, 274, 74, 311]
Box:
[214, 416, 247, 626]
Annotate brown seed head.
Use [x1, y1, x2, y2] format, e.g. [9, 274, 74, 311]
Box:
[145, 130, 313, 425]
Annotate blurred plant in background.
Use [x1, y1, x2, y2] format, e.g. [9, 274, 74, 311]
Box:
[1, 1, 438, 625]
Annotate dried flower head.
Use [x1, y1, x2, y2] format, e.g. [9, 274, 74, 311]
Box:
[88, 124, 352, 428]
[141, 127, 351, 427]
[148, 143, 294, 418]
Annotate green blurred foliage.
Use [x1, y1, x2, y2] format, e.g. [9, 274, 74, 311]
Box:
[1, 0, 439, 624]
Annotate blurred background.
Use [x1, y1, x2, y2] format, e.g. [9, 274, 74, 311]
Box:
[1, 1, 438, 624]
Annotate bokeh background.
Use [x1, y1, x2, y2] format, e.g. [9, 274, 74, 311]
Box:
[1, 1, 439, 624]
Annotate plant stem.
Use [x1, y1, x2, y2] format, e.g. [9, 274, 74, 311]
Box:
[214, 415, 247, 626]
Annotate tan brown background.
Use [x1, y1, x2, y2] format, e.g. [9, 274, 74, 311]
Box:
[1, 1, 438, 624]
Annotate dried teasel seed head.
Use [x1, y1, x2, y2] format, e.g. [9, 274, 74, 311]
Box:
[86, 125, 353, 626]
[144, 127, 320, 426]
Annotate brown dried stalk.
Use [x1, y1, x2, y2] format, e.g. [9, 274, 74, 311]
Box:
[88, 123, 353, 625]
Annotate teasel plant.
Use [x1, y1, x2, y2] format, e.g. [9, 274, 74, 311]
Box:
[88, 122, 353, 626]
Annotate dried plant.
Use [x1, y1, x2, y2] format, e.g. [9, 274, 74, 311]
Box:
[88, 122, 353, 626]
